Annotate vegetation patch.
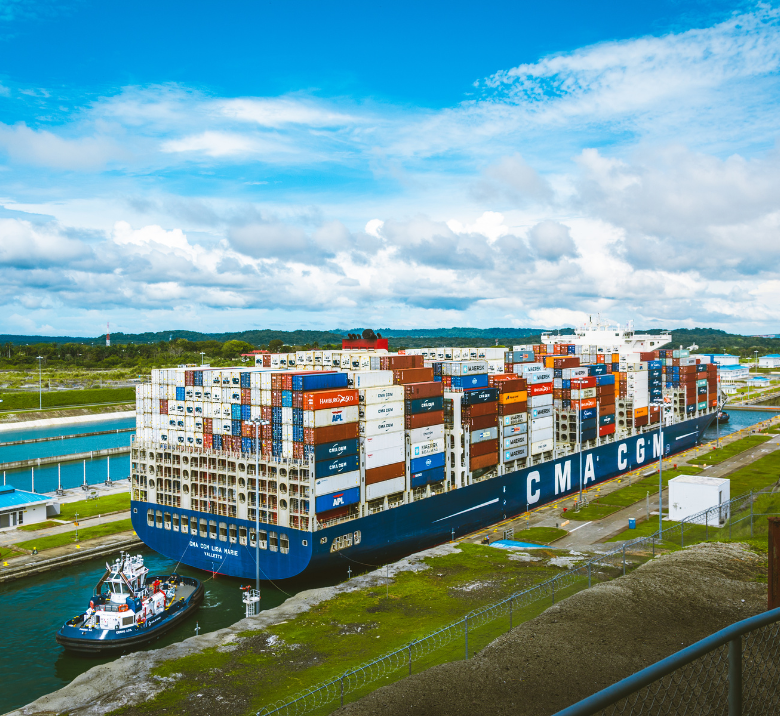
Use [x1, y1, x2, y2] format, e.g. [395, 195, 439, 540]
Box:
[688, 434, 772, 465]
[561, 502, 622, 521]
[58, 493, 130, 521]
[509, 526, 568, 544]
[15, 518, 134, 551]
[0, 387, 135, 411]
[17, 520, 60, 531]
[0, 545, 24, 560]
[593, 467, 702, 508]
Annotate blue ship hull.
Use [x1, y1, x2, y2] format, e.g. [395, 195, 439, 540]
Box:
[130, 414, 714, 581]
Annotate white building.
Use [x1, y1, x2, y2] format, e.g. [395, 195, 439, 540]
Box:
[718, 364, 750, 382]
[696, 354, 740, 366]
[668, 475, 730, 522]
[0, 486, 51, 531]
[758, 354, 780, 369]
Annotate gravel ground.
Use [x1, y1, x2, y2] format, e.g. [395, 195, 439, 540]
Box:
[338, 542, 767, 716]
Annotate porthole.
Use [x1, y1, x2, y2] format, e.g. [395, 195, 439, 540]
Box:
[279, 499, 287, 510]
[238, 477, 245, 488]
[133, 508, 137, 514]
[182, 456, 189, 465]
[280, 483, 287, 494]
[183, 484, 189, 494]
[302, 539, 308, 547]
[239, 493, 246, 503]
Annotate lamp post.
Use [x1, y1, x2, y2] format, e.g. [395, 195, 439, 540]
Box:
[652, 398, 667, 535]
[200, 352, 206, 366]
[252, 418, 270, 591]
[37, 356, 44, 410]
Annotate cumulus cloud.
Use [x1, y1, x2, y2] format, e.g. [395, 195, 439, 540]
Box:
[527, 221, 578, 261]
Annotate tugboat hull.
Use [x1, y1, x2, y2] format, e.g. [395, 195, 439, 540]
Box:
[55, 575, 204, 655]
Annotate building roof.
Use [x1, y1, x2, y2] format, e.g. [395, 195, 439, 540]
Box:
[701, 353, 738, 357]
[761, 354, 780, 358]
[719, 364, 749, 371]
[669, 475, 729, 486]
[0, 486, 50, 509]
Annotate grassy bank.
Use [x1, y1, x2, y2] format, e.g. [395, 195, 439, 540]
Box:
[0, 387, 135, 411]
[15, 519, 134, 551]
[511, 527, 568, 543]
[688, 434, 772, 465]
[58, 493, 130, 521]
[121, 544, 594, 716]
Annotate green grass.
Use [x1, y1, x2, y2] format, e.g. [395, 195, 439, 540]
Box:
[689, 434, 771, 465]
[510, 526, 569, 544]
[607, 517, 678, 542]
[57, 492, 130, 521]
[17, 520, 60, 531]
[591, 467, 702, 508]
[724, 451, 780, 495]
[138, 543, 580, 716]
[561, 502, 622, 521]
[0, 386, 135, 411]
[14, 518, 134, 551]
[0, 545, 24, 560]
[762, 425, 780, 434]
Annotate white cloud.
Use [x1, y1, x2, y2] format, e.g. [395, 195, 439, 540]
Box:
[218, 97, 358, 128]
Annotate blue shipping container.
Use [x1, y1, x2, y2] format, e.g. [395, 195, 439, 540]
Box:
[282, 391, 293, 407]
[600, 414, 615, 426]
[461, 388, 499, 406]
[242, 437, 254, 453]
[176, 386, 185, 401]
[212, 434, 222, 450]
[314, 438, 359, 462]
[588, 364, 608, 375]
[241, 405, 251, 420]
[232, 420, 242, 436]
[580, 417, 597, 431]
[314, 454, 360, 479]
[553, 368, 563, 378]
[231, 404, 242, 419]
[581, 427, 597, 441]
[293, 425, 304, 442]
[194, 371, 203, 386]
[406, 395, 444, 414]
[241, 372, 251, 388]
[596, 374, 615, 385]
[648, 360, 663, 369]
[581, 408, 597, 421]
[315, 486, 360, 514]
[562, 378, 571, 389]
[411, 465, 446, 488]
[291, 372, 349, 392]
[450, 374, 489, 389]
[410, 451, 445, 473]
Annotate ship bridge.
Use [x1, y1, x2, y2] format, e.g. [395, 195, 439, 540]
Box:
[541, 319, 671, 352]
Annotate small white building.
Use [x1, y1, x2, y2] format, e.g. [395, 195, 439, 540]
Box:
[747, 376, 770, 387]
[758, 354, 780, 369]
[668, 475, 730, 522]
[696, 354, 740, 366]
[0, 486, 50, 531]
[718, 364, 750, 382]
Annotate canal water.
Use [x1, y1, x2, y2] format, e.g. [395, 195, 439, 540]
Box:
[702, 408, 778, 441]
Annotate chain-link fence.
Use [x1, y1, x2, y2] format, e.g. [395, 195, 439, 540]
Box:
[257, 489, 780, 716]
[554, 607, 780, 715]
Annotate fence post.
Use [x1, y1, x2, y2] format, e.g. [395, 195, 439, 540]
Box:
[769, 517, 780, 610]
[509, 597, 513, 630]
[552, 579, 555, 604]
[750, 491, 754, 537]
[587, 562, 591, 588]
[652, 536, 655, 557]
[340, 675, 344, 707]
[706, 510, 709, 540]
[681, 518, 684, 548]
[465, 616, 469, 660]
[622, 544, 626, 575]
[408, 641, 413, 676]
[728, 636, 742, 716]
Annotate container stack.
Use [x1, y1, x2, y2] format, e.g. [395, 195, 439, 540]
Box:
[526, 367, 554, 456]
[489, 373, 527, 466]
[404, 379, 446, 493]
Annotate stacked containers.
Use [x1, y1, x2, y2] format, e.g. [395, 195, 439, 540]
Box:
[405, 380, 446, 489]
[526, 366, 554, 455]
[490, 373, 528, 463]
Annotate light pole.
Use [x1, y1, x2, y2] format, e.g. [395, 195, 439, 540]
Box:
[200, 352, 206, 366]
[654, 399, 668, 535]
[252, 418, 270, 591]
[37, 356, 44, 410]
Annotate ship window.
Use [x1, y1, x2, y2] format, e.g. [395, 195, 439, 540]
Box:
[172, 514, 180, 531]
[219, 522, 227, 542]
[180, 515, 188, 534]
[164, 512, 171, 530]
[147, 509, 154, 526]
[209, 520, 217, 539]
[239, 526, 247, 545]
[302, 539, 308, 547]
[269, 531, 278, 552]
[229, 524, 237, 544]
[199, 519, 208, 538]
[190, 516, 198, 534]
[249, 528, 256, 546]
[280, 534, 289, 554]
[122, 616, 134, 627]
[156, 510, 163, 528]
[259, 530, 268, 549]
[354, 531, 361, 545]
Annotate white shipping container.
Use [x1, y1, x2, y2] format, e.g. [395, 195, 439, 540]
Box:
[503, 446, 528, 462]
[361, 432, 405, 452]
[411, 438, 445, 458]
[527, 370, 554, 384]
[529, 427, 553, 443]
[503, 422, 527, 435]
[502, 412, 528, 426]
[359, 416, 404, 436]
[531, 439, 553, 455]
[503, 434, 527, 449]
[447, 360, 488, 376]
[366, 443, 406, 470]
[408, 423, 445, 443]
[471, 426, 498, 444]
[360, 385, 404, 404]
[521, 363, 545, 374]
[351, 370, 393, 389]
[314, 470, 361, 495]
[530, 416, 553, 432]
[530, 405, 553, 419]
[571, 388, 597, 400]
[282, 407, 293, 424]
[366, 475, 406, 501]
[528, 394, 553, 408]
[359, 401, 405, 421]
[562, 367, 590, 379]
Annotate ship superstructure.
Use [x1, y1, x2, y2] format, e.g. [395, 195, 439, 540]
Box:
[130, 326, 718, 580]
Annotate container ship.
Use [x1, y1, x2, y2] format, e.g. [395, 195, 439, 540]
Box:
[129, 321, 720, 580]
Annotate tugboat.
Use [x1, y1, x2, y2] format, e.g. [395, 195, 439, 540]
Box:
[716, 409, 730, 424]
[55, 552, 204, 654]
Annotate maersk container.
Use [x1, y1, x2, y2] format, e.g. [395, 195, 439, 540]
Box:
[366, 443, 406, 470]
[315, 454, 361, 479]
[360, 401, 405, 421]
[409, 423, 445, 443]
[503, 434, 527, 449]
[527, 370, 554, 384]
[292, 372, 349, 392]
[315, 486, 360, 513]
[405, 395, 444, 414]
[447, 360, 488, 376]
[314, 438, 359, 462]
[360, 416, 405, 436]
[450, 374, 489, 389]
[502, 413, 527, 427]
[410, 451, 445, 472]
[471, 426, 498, 444]
[503, 422, 527, 436]
[503, 446, 528, 462]
[528, 394, 553, 408]
[411, 438, 445, 458]
[314, 470, 361, 496]
[360, 385, 404, 405]
[366, 476, 405, 501]
[410, 465, 446, 488]
[530, 406, 553, 419]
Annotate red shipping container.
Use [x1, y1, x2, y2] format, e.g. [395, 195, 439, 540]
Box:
[380, 355, 423, 370]
[570, 376, 597, 388]
[261, 406, 272, 422]
[572, 397, 598, 410]
[160, 399, 168, 414]
[185, 370, 194, 386]
[241, 422, 256, 438]
[403, 381, 443, 399]
[203, 418, 213, 433]
[462, 401, 498, 417]
[599, 403, 616, 415]
[241, 388, 251, 405]
[304, 422, 360, 445]
[639, 352, 655, 361]
[293, 442, 304, 460]
[528, 382, 552, 396]
[393, 367, 434, 384]
[552, 356, 580, 368]
[203, 434, 213, 449]
[598, 424, 615, 437]
[471, 439, 498, 457]
[599, 394, 616, 407]
[366, 461, 406, 485]
[634, 415, 649, 427]
[293, 392, 303, 408]
[498, 401, 527, 415]
[316, 504, 351, 520]
[272, 390, 282, 407]
[596, 354, 606, 364]
[470, 452, 499, 470]
[495, 378, 526, 393]
[302, 389, 359, 410]
[262, 439, 273, 455]
[465, 414, 498, 430]
[405, 410, 444, 430]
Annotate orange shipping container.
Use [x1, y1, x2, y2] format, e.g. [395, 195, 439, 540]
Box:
[470, 452, 499, 471]
[635, 406, 648, 418]
[366, 461, 405, 485]
[302, 389, 359, 410]
[393, 367, 434, 384]
[571, 397, 597, 410]
[499, 390, 527, 405]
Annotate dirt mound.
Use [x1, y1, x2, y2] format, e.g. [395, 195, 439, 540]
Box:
[339, 543, 767, 716]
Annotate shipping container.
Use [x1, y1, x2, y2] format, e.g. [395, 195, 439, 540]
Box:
[366, 476, 406, 501]
[315, 486, 360, 514]
[365, 461, 406, 485]
[314, 470, 361, 495]
[360, 416, 405, 435]
[366, 443, 406, 470]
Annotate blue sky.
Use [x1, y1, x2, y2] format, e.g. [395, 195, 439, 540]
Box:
[0, 1, 779, 336]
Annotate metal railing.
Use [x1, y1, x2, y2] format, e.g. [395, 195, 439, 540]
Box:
[554, 607, 780, 715]
[256, 488, 779, 716]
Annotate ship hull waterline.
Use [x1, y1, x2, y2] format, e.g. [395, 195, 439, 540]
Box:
[130, 413, 715, 581]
